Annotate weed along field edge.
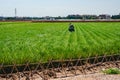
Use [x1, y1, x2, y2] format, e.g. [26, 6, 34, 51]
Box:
[0, 22, 120, 65]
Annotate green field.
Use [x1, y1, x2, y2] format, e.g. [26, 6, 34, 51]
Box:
[0, 22, 120, 65]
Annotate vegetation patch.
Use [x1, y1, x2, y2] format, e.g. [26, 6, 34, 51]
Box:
[103, 68, 120, 74]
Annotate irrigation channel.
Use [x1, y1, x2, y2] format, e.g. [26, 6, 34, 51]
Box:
[0, 54, 120, 80]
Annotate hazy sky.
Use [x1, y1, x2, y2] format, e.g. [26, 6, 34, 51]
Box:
[0, 0, 120, 17]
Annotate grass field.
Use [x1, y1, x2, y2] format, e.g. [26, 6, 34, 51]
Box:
[0, 22, 120, 65]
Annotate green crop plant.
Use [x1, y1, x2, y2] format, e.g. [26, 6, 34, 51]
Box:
[0, 22, 120, 65]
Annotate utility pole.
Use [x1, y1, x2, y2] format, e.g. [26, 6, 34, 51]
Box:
[15, 8, 17, 18]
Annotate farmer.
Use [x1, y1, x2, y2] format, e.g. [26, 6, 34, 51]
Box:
[68, 23, 75, 32]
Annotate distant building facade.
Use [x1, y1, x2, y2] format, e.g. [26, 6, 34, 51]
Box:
[99, 14, 111, 19]
[82, 15, 98, 19]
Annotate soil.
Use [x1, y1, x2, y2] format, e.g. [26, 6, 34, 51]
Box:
[0, 61, 120, 80]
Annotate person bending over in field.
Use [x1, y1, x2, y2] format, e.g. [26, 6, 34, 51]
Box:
[68, 23, 75, 32]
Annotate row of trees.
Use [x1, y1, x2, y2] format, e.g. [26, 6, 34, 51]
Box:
[66, 14, 120, 19]
[111, 15, 120, 19]
[0, 14, 120, 21]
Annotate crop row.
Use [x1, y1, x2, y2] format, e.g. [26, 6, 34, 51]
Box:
[0, 22, 120, 65]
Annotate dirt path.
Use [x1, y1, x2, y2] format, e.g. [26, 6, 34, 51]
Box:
[50, 73, 120, 80]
